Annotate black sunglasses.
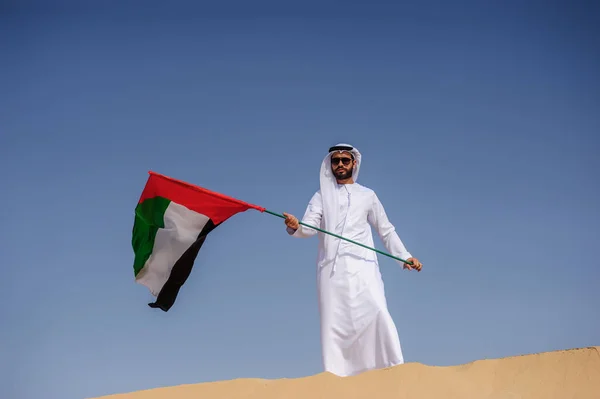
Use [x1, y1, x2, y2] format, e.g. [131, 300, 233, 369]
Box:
[331, 156, 353, 166]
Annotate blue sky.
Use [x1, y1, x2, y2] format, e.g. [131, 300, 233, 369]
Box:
[1, 1, 598, 398]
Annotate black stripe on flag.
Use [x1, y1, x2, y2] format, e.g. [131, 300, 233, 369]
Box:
[148, 220, 219, 312]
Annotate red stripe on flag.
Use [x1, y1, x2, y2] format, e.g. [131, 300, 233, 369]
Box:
[138, 171, 265, 224]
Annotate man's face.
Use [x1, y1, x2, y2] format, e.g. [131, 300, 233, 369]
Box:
[330, 151, 355, 180]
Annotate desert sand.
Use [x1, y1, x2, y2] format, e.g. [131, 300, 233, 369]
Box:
[92, 346, 600, 399]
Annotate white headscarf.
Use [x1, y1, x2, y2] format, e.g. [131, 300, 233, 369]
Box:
[319, 143, 362, 265]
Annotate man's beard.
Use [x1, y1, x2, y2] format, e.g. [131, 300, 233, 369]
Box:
[333, 167, 352, 180]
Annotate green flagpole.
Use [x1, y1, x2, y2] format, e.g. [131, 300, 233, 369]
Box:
[263, 209, 413, 266]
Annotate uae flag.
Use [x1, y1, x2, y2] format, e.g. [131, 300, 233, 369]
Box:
[132, 171, 265, 311]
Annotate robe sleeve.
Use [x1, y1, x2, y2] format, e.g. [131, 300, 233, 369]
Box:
[367, 192, 413, 265]
[287, 191, 322, 238]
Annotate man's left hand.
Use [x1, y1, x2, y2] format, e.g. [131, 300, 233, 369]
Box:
[405, 257, 422, 272]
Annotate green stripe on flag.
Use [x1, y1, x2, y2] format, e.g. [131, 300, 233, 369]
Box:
[132, 196, 171, 276]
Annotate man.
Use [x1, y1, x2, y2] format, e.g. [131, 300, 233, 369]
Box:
[283, 143, 422, 377]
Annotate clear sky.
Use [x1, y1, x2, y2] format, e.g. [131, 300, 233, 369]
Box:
[2, 1, 599, 398]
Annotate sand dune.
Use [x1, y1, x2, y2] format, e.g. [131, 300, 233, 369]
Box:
[92, 346, 600, 399]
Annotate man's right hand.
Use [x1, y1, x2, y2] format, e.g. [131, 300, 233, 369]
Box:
[283, 212, 299, 230]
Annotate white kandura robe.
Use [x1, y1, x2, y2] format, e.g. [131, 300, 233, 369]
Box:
[288, 182, 412, 377]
